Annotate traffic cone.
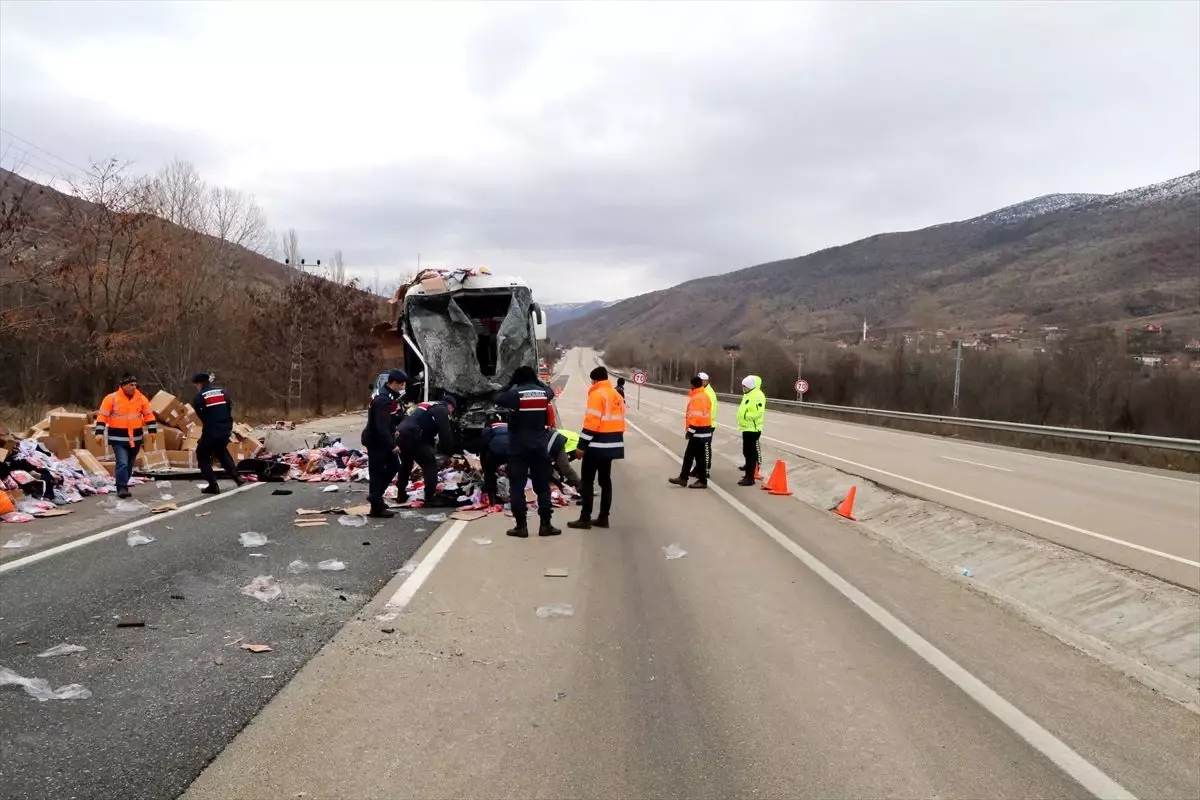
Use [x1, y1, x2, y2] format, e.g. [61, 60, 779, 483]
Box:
[754, 463, 762, 481]
[831, 486, 857, 520]
[761, 460, 792, 496]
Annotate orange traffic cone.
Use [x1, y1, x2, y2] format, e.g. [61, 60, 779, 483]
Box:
[761, 460, 792, 496]
[832, 485, 857, 520]
[754, 463, 762, 481]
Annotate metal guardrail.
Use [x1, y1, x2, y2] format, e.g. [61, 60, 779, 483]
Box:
[610, 370, 1200, 453]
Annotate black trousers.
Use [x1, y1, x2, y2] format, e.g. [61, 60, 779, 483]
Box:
[690, 437, 713, 478]
[680, 435, 709, 482]
[481, 449, 504, 503]
[742, 431, 762, 475]
[196, 432, 239, 486]
[367, 446, 400, 509]
[508, 447, 553, 524]
[396, 431, 439, 502]
[579, 454, 613, 521]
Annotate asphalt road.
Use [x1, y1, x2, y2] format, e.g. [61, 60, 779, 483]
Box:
[184, 349, 1200, 800]
[0, 472, 439, 800]
[624, 365, 1200, 589]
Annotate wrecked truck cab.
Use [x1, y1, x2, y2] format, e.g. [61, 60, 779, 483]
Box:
[389, 272, 553, 454]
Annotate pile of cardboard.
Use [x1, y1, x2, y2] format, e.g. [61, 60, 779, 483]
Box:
[145, 391, 263, 474]
[17, 392, 263, 477]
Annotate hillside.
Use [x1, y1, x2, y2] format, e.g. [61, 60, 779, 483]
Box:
[0, 166, 293, 288]
[552, 171, 1200, 346]
[542, 300, 611, 325]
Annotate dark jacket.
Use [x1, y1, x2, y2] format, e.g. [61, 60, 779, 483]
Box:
[397, 401, 455, 455]
[361, 387, 402, 449]
[480, 422, 509, 459]
[494, 381, 554, 451]
[192, 383, 234, 433]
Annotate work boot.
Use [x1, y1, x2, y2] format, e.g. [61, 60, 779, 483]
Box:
[667, 476, 688, 487]
[234, 476, 247, 488]
[425, 495, 456, 509]
[506, 520, 529, 538]
[592, 516, 609, 528]
[117, 488, 131, 499]
[201, 484, 220, 495]
[566, 517, 591, 530]
[539, 520, 562, 537]
[688, 480, 708, 489]
[367, 506, 395, 519]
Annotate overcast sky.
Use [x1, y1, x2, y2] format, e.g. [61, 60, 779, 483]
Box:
[1, 1, 1197, 303]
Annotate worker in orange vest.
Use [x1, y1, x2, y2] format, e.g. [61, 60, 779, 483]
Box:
[670, 375, 713, 489]
[93, 374, 158, 498]
[567, 366, 625, 530]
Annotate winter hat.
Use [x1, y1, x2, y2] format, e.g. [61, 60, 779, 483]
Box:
[698, 372, 709, 381]
[741, 376, 756, 390]
[387, 369, 409, 384]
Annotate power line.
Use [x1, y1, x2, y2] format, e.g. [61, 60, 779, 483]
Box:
[0, 128, 91, 176]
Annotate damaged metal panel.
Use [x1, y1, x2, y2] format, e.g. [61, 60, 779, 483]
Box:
[407, 285, 537, 398]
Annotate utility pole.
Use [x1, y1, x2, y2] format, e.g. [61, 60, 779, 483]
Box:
[952, 338, 963, 413]
[723, 344, 741, 393]
[797, 349, 804, 403]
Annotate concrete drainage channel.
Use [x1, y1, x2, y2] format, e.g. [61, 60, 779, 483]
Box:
[634, 403, 1200, 711]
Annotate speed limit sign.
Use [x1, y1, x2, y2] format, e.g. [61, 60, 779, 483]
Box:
[632, 371, 647, 385]
[794, 379, 809, 395]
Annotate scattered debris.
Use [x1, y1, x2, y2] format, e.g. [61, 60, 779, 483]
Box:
[295, 508, 322, 516]
[287, 559, 311, 574]
[344, 504, 372, 516]
[36, 643, 87, 658]
[544, 568, 569, 578]
[535, 603, 574, 619]
[381, 627, 396, 634]
[240, 575, 282, 602]
[109, 498, 148, 514]
[159, 494, 175, 501]
[361, 541, 371, 546]
[338, 514, 367, 528]
[195, 511, 212, 518]
[116, 617, 145, 628]
[240, 643, 273, 654]
[248, 553, 267, 558]
[425, 513, 448, 523]
[271, 489, 293, 496]
[151, 503, 177, 514]
[2, 533, 33, 549]
[398, 560, 420, 576]
[471, 537, 492, 546]
[451, 510, 488, 522]
[663, 543, 688, 560]
[0, 666, 92, 701]
[319, 559, 347, 571]
[170, 594, 184, 600]
[554, 691, 567, 701]
[294, 519, 327, 528]
[323, 485, 341, 493]
[126, 531, 155, 547]
[959, 566, 974, 578]
[239, 531, 269, 548]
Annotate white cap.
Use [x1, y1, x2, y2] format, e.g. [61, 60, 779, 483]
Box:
[741, 376, 756, 390]
[697, 372, 709, 381]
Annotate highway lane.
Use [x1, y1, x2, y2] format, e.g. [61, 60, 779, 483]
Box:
[184, 348, 1200, 800]
[623, 370, 1200, 589]
[0, 454, 439, 800]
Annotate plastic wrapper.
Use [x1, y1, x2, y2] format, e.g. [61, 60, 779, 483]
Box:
[0, 666, 92, 701]
[126, 531, 156, 547]
[240, 575, 282, 602]
[318, 559, 347, 571]
[286, 559, 310, 574]
[2, 532, 34, 546]
[337, 515, 367, 528]
[239, 531, 269, 547]
[36, 643, 87, 658]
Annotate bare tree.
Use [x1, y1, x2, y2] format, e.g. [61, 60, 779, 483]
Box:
[281, 228, 301, 270]
[209, 185, 271, 254]
[331, 249, 346, 284]
[152, 159, 209, 230]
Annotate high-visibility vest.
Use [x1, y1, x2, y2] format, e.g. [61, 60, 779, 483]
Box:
[685, 388, 713, 438]
[94, 390, 157, 445]
[578, 380, 625, 460]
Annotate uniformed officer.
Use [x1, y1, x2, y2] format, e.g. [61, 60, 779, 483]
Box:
[494, 365, 559, 538]
[361, 369, 407, 518]
[191, 372, 245, 495]
[394, 393, 458, 508]
[479, 413, 509, 507]
[547, 427, 581, 489]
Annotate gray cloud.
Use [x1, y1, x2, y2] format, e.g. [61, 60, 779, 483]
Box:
[2, 1, 1197, 302]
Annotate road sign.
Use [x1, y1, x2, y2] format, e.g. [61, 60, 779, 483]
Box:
[794, 379, 809, 395]
[632, 371, 647, 385]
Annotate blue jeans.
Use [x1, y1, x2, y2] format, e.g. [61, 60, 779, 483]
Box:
[112, 443, 139, 490]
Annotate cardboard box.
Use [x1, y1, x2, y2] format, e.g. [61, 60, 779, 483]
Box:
[419, 274, 448, 294]
[40, 434, 71, 459]
[240, 437, 262, 457]
[149, 391, 188, 427]
[161, 427, 184, 450]
[138, 450, 170, 471]
[143, 433, 164, 452]
[182, 404, 202, 429]
[182, 437, 199, 452]
[233, 422, 255, 440]
[49, 412, 89, 440]
[84, 435, 113, 459]
[74, 449, 111, 478]
[167, 450, 196, 469]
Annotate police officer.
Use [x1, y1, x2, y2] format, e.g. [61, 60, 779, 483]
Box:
[361, 369, 407, 518]
[191, 372, 245, 495]
[548, 427, 580, 489]
[395, 393, 458, 508]
[494, 365, 559, 538]
[479, 413, 509, 507]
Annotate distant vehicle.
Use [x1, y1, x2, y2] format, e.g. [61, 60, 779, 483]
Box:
[381, 270, 552, 453]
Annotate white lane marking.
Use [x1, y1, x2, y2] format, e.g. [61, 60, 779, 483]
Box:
[941, 456, 1013, 473]
[381, 519, 468, 612]
[0, 482, 264, 574]
[823, 431, 862, 441]
[752, 432, 1200, 570]
[638, 383, 1199, 486]
[626, 418, 1137, 800]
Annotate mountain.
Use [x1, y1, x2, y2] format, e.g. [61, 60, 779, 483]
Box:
[542, 300, 612, 326]
[552, 171, 1200, 346]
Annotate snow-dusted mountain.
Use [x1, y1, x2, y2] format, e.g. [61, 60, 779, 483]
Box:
[965, 170, 1200, 226]
[967, 193, 1105, 226]
[542, 300, 613, 326]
